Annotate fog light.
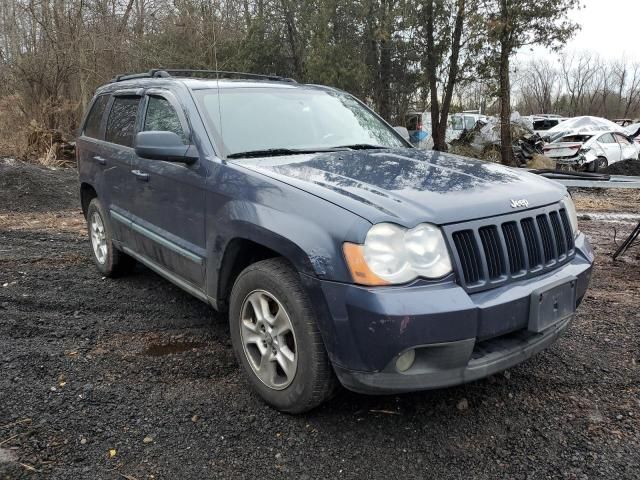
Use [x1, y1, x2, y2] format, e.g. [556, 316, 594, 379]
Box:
[395, 349, 415, 372]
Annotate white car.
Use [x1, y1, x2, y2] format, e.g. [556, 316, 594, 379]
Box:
[542, 130, 639, 172]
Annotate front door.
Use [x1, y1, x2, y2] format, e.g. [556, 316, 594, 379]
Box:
[128, 91, 208, 290]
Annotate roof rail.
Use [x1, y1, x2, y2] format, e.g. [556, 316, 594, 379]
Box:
[109, 69, 296, 83]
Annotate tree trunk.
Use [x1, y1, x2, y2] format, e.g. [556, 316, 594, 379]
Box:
[425, 0, 465, 151]
[499, 43, 513, 166]
[438, 0, 465, 150]
[497, 2, 513, 167]
[377, 0, 393, 121]
[425, 0, 443, 150]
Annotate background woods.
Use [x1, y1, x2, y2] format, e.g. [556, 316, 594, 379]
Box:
[1, 0, 639, 164]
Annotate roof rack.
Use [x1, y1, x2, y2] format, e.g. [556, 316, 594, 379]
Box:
[110, 69, 296, 83]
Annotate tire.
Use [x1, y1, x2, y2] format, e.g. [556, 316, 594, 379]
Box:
[86, 198, 135, 277]
[229, 258, 337, 413]
[591, 157, 608, 173]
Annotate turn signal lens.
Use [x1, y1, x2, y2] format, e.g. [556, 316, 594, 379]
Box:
[342, 243, 390, 286]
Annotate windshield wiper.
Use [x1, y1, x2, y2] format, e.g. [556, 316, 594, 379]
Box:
[227, 147, 349, 159]
[333, 143, 387, 150]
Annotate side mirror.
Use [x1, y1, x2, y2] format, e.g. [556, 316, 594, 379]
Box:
[393, 126, 411, 142]
[134, 131, 198, 164]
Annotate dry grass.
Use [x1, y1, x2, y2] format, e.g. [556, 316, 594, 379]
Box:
[0, 210, 85, 234]
[571, 188, 640, 213]
[0, 94, 76, 166]
[526, 154, 556, 169]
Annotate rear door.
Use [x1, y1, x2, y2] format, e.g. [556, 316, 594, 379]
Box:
[101, 92, 143, 247]
[128, 90, 207, 290]
[596, 133, 622, 163]
[77, 94, 110, 198]
[614, 133, 638, 161]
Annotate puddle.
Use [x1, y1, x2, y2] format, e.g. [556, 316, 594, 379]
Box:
[142, 340, 206, 356]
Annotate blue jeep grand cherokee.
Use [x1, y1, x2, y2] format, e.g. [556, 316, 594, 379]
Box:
[77, 70, 594, 413]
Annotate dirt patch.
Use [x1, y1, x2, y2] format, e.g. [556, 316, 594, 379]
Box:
[0, 157, 79, 213]
[602, 158, 640, 176]
[570, 187, 640, 213]
[0, 161, 639, 479]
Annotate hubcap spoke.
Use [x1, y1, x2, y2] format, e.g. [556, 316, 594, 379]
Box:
[275, 348, 295, 381]
[271, 309, 290, 336]
[256, 351, 276, 385]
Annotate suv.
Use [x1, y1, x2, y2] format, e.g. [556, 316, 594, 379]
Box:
[78, 70, 594, 413]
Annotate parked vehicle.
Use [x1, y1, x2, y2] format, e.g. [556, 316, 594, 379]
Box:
[448, 111, 487, 142]
[528, 115, 568, 136]
[78, 69, 594, 413]
[543, 130, 639, 172]
[404, 111, 433, 149]
[451, 115, 545, 165]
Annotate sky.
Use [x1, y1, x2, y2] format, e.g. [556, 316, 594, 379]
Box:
[517, 0, 640, 62]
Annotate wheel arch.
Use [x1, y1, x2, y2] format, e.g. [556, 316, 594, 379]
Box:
[213, 231, 316, 311]
[80, 182, 98, 219]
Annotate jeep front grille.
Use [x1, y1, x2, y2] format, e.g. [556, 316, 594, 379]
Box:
[446, 205, 575, 293]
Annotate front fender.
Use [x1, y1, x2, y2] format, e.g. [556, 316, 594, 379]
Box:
[204, 162, 372, 303]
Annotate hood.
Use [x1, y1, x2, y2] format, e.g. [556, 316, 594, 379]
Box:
[232, 148, 566, 226]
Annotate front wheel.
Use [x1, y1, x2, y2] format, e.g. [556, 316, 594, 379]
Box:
[229, 258, 336, 413]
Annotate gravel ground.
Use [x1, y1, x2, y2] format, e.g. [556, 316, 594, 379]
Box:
[1, 159, 639, 479]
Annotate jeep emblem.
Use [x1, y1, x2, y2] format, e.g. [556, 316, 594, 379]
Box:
[510, 199, 529, 209]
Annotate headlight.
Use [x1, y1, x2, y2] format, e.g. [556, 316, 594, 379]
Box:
[562, 195, 579, 238]
[343, 223, 452, 285]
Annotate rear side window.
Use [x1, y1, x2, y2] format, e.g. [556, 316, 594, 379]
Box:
[83, 95, 109, 139]
[105, 96, 140, 147]
[144, 96, 187, 143]
[598, 133, 616, 144]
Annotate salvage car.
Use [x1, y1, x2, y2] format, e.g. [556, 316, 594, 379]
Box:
[543, 130, 639, 172]
[77, 70, 594, 413]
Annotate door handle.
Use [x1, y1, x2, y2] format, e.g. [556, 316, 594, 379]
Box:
[93, 155, 106, 165]
[131, 169, 150, 181]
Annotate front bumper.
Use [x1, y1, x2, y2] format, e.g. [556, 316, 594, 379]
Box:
[311, 234, 594, 394]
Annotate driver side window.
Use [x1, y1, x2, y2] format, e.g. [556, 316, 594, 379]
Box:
[144, 96, 187, 144]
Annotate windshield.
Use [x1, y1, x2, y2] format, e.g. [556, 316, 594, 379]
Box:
[194, 87, 406, 157]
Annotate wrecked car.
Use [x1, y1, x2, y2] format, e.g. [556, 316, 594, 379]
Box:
[450, 114, 545, 164]
[77, 69, 593, 413]
[543, 131, 638, 172]
[542, 116, 640, 171]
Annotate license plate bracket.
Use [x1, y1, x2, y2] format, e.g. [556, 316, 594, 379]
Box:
[528, 277, 577, 333]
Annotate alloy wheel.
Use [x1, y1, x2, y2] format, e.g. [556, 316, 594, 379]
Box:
[90, 212, 108, 264]
[239, 290, 298, 390]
